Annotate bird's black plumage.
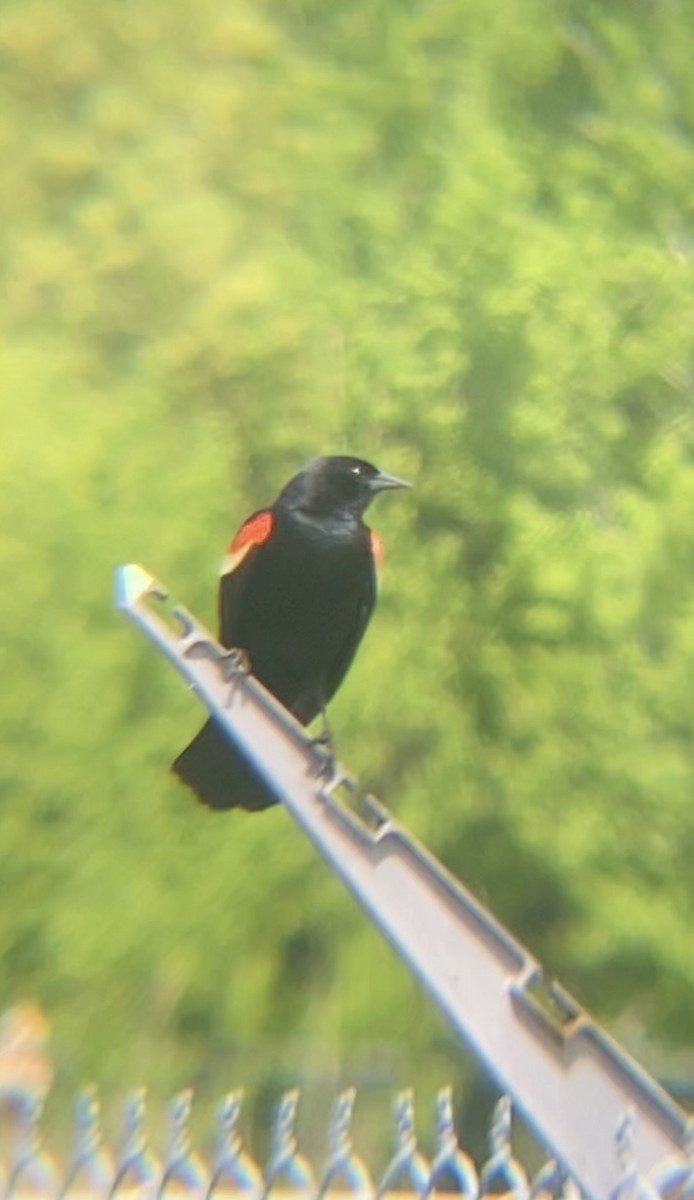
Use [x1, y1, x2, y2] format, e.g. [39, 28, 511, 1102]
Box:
[172, 455, 409, 812]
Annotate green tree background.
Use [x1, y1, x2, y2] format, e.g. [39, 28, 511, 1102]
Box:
[2, 0, 694, 1157]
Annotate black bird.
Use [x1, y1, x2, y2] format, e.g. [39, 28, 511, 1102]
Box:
[172, 455, 410, 811]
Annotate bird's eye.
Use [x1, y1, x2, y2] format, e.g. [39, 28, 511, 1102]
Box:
[351, 465, 363, 476]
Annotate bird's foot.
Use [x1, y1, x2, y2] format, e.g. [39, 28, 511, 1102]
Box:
[213, 647, 251, 709]
[310, 730, 337, 782]
[219, 647, 251, 679]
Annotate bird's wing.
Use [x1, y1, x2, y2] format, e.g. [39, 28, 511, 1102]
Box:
[218, 508, 274, 647]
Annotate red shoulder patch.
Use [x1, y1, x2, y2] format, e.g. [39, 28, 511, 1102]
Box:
[221, 510, 274, 576]
[370, 530, 384, 569]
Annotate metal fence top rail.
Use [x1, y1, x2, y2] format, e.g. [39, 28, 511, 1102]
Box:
[114, 565, 694, 1200]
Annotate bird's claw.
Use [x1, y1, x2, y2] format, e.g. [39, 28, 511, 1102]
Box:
[219, 647, 251, 679]
[310, 732, 337, 782]
[212, 647, 251, 710]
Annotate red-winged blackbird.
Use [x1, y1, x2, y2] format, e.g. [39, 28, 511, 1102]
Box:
[172, 455, 410, 812]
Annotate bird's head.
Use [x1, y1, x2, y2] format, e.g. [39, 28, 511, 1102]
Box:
[280, 456, 411, 520]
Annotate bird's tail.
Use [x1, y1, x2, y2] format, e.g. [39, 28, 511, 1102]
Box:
[172, 719, 278, 812]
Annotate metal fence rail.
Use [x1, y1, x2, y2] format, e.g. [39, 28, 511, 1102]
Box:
[2, 1084, 692, 1200]
[114, 566, 694, 1200]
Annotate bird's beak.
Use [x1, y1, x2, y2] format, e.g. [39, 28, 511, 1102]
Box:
[369, 469, 412, 493]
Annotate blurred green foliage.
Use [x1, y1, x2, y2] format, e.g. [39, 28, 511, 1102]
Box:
[2, 0, 694, 1148]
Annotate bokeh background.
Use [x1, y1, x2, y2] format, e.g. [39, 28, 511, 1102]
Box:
[2, 0, 694, 1163]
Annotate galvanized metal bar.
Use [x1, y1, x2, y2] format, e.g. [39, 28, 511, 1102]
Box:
[115, 564, 692, 1200]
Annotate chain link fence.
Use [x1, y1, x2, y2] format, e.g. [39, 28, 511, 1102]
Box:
[2, 1081, 694, 1200]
